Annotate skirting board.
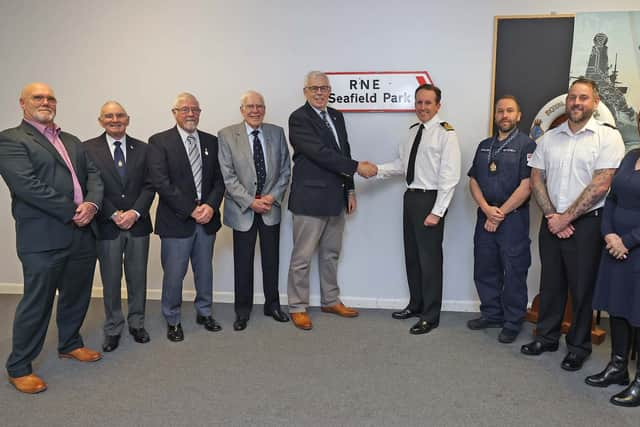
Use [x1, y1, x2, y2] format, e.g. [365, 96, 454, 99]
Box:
[0, 282, 481, 312]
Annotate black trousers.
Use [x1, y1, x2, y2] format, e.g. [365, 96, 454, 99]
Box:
[233, 215, 281, 318]
[536, 214, 602, 357]
[6, 227, 97, 377]
[403, 190, 444, 324]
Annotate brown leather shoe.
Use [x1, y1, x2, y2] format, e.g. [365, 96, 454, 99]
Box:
[8, 373, 47, 394]
[291, 312, 313, 330]
[59, 347, 103, 362]
[321, 302, 359, 318]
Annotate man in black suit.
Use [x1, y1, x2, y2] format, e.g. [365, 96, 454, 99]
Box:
[148, 92, 225, 342]
[0, 82, 103, 394]
[84, 101, 155, 352]
[287, 71, 376, 330]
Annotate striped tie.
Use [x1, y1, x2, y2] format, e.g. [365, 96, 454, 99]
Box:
[187, 134, 202, 197]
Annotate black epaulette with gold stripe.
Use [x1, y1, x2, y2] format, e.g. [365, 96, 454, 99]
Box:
[409, 122, 420, 129]
[440, 121, 454, 131]
[602, 122, 618, 130]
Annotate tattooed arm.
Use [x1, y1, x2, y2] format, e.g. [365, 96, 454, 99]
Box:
[547, 168, 616, 234]
[530, 168, 556, 215]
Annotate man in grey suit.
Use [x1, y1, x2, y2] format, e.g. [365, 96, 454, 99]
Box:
[84, 101, 155, 352]
[0, 82, 103, 394]
[218, 90, 291, 331]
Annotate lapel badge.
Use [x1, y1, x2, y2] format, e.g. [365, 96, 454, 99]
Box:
[204, 147, 209, 156]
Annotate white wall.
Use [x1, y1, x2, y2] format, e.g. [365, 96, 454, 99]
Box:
[1, 0, 638, 309]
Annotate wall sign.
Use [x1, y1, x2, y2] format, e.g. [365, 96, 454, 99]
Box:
[326, 71, 433, 112]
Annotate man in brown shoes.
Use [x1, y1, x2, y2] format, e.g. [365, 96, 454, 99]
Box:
[0, 83, 104, 394]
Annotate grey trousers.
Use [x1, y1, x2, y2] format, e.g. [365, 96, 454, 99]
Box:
[97, 232, 149, 336]
[160, 225, 215, 325]
[287, 213, 345, 312]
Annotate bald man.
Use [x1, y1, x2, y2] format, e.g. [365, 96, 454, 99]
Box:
[0, 83, 104, 394]
[148, 92, 225, 341]
[84, 102, 155, 352]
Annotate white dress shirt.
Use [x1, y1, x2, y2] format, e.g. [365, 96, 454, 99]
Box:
[527, 117, 625, 213]
[377, 114, 461, 217]
[106, 134, 127, 161]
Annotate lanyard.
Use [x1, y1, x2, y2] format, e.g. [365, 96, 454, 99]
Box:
[487, 129, 519, 164]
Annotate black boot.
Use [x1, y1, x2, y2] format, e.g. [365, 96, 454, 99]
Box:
[610, 327, 640, 407]
[585, 354, 629, 387]
[586, 317, 630, 387]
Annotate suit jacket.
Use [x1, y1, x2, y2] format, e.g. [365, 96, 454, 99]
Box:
[0, 120, 103, 254]
[148, 126, 225, 238]
[217, 122, 291, 232]
[287, 102, 358, 216]
[83, 133, 154, 240]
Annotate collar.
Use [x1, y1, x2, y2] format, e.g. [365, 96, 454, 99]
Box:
[25, 118, 60, 138]
[559, 116, 598, 136]
[106, 133, 127, 147]
[244, 122, 262, 137]
[421, 114, 441, 130]
[176, 126, 197, 143]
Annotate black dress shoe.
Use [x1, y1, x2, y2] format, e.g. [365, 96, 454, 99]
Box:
[409, 319, 438, 335]
[196, 315, 222, 332]
[392, 308, 420, 320]
[585, 356, 630, 387]
[467, 317, 504, 330]
[233, 317, 248, 331]
[129, 327, 150, 344]
[561, 352, 588, 371]
[498, 328, 519, 344]
[102, 334, 120, 352]
[265, 308, 290, 323]
[610, 377, 640, 407]
[520, 340, 559, 356]
[167, 323, 184, 342]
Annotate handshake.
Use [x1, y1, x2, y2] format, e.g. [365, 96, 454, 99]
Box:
[357, 161, 378, 178]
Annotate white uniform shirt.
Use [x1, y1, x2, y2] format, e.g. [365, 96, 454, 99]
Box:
[377, 113, 461, 217]
[527, 117, 625, 213]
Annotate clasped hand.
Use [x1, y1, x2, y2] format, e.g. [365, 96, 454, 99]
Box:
[191, 203, 214, 224]
[357, 161, 377, 178]
[605, 233, 628, 260]
[112, 210, 138, 230]
[72, 202, 97, 227]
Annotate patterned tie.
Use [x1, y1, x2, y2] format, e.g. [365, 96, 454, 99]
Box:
[406, 124, 424, 185]
[113, 141, 126, 181]
[252, 130, 266, 196]
[186, 134, 202, 198]
[320, 110, 340, 148]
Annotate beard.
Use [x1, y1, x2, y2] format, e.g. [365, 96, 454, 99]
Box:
[567, 106, 593, 124]
[31, 109, 55, 124]
[497, 120, 516, 133]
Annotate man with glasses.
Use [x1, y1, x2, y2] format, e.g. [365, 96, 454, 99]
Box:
[148, 93, 225, 342]
[218, 90, 291, 331]
[0, 82, 103, 394]
[84, 101, 155, 352]
[286, 71, 377, 330]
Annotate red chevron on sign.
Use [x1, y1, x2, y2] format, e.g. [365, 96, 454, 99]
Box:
[325, 71, 434, 112]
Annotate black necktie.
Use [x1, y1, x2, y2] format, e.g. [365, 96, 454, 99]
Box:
[252, 130, 266, 196]
[114, 141, 126, 181]
[320, 110, 339, 147]
[405, 124, 424, 185]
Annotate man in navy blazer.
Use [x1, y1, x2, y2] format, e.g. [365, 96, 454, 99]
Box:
[286, 71, 377, 330]
[84, 101, 155, 352]
[0, 83, 103, 394]
[148, 92, 225, 342]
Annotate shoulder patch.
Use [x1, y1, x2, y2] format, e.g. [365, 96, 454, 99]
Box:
[602, 122, 618, 130]
[440, 121, 454, 131]
[409, 122, 420, 130]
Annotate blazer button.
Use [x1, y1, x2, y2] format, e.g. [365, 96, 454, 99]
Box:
[121, 194, 126, 198]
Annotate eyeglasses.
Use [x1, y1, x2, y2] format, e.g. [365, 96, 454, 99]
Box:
[242, 104, 265, 111]
[101, 113, 128, 119]
[173, 107, 202, 114]
[305, 86, 331, 93]
[31, 95, 57, 105]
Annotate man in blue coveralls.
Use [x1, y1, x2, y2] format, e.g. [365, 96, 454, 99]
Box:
[467, 95, 536, 343]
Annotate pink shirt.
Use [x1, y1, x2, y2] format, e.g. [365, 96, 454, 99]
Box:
[25, 119, 84, 205]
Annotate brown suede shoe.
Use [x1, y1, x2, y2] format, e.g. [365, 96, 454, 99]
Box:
[59, 347, 103, 362]
[321, 302, 359, 318]
[8, 373, 47, 394]
[291, 312, 313, 330]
